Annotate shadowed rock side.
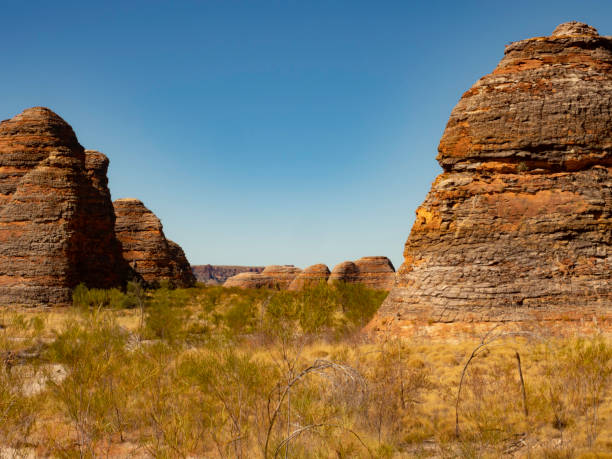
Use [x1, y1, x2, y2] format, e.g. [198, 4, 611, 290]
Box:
[167, 240, 197, 288]
[0, 108, 125, 305]
[80, 150, 131, 287]
[288, 264, 331, 291]
[192, 265, 265, 285]
[113, 198, 195, 288]
[371, 22, 611, 330]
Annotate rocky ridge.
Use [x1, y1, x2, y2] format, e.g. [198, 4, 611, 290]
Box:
[225, 257, 395, 291]
[370, 22, 611, 331]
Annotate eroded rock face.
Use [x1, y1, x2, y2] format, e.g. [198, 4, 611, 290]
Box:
[354, 257, 395, 290]
[0, 108, 125, 305]
[372, 22, 612, 328]
[113, 198, 195, 288]
[288, 264, 331, 291]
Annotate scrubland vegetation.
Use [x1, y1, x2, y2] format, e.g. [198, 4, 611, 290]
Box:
[0, 282, 610, 458]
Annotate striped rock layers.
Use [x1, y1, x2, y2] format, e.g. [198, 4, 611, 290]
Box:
[113, 199, 195, 288]
[328, 257, 396, 291]
[0, 108, 127, 304]
[288, 264, 331, 291]
[224, 265, 302, 290]
[371, 22, 611, 328]
[0, 107, 195, 305]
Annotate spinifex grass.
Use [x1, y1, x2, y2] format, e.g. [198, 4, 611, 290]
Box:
[0, 283, 608, 458]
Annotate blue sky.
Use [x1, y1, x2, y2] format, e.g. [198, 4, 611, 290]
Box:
[1, 1, 611, 268]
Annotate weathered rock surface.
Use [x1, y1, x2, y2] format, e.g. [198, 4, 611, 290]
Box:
[288, 264, 331, 291]
[371, 22, 612, 329]
[354, 257, 396, 290]
[261, 265, 302, 289]
[224, 265, 302, 290]
[328, 261, 360, 285]
[81, 150, 131, 287]
[113, 198, 195, 288]
[0, 108, 126, 305]
[192, 265, 264, 285]
[224, 272, 274, 289]
[328, 257, 395, 290]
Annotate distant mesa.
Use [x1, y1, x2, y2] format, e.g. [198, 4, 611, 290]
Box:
[0, 107, 194, 305]
[225, 257, 395, 291]
[288, 264, 331, 291]
[192, 265, 264, 285]
[369, 22, 612, 331]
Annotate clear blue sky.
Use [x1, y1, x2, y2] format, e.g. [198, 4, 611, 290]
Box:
[1, 1, 610, 268]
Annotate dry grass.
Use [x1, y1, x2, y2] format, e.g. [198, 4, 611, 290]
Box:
[0, 284, 609, 458]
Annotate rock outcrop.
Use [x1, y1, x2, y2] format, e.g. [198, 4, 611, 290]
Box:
[192, 265, 264, 285]
[328, 258, 395, 290]
[261, 265, 302, 289]
[371, 22, 611, 329]
[113, 198, 195, 288]
[288, 264, 331, 291]
[328, 261, 360, 285]
[224, 272, 274, 289]
[0, 108, 126, 305]
[224, 265, 302, 290]
[353, 257, 396, 290]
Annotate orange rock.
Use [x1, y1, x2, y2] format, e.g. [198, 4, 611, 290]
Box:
[328, 257, 395, 290]
[260, 265, 302, 289]
[0, 108, 126, 305]
[371, 22, 612, 330]
[113, 198, 195, 288]
[224, 272, 274, 289]
[353, 257, 395, 290]
[288, 264, 330, 291]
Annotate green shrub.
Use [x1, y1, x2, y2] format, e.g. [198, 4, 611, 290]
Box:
[72, 283, 127, 310]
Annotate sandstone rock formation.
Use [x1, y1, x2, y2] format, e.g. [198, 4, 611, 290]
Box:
[0, 108, 126, 305]
[224, 265, 302, 290]
[167, 240, 196, 288]
[288, 264, 331, 291]
[328, 257, 395, 290]
[224, 272, 274, 289]
[261, 265, 302, 289]
[113, 198, 195, 288]
[192, 265, 264, 285]
[371, 22, 611, 328]
[328, 261, 359, 285]
[353, 257, 396, 290]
